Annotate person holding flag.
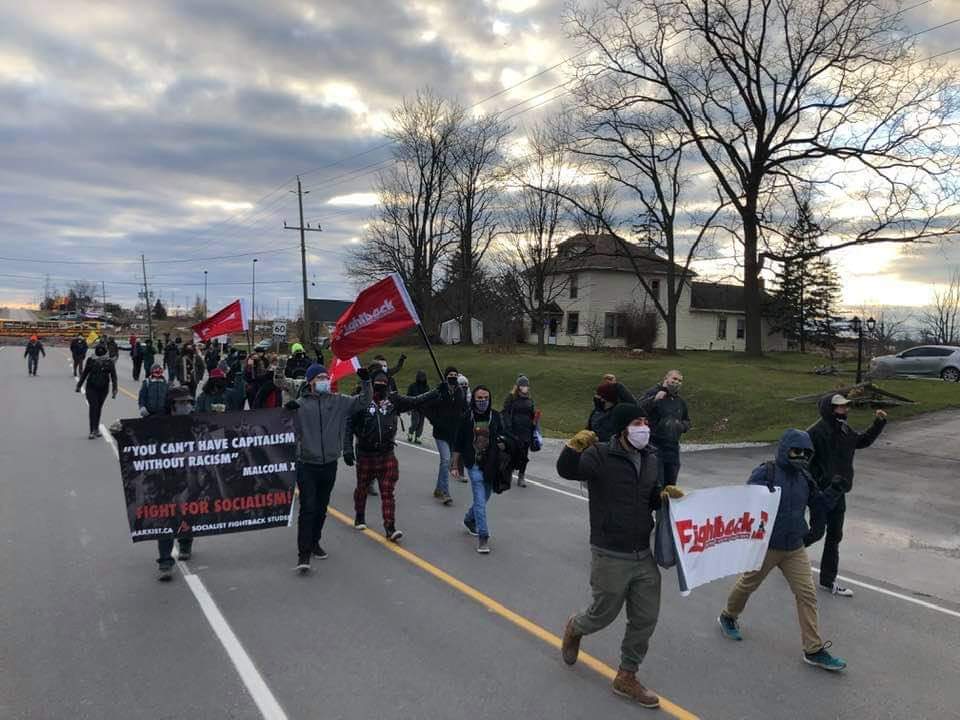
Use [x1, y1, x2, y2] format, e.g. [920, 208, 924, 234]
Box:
[284, 363, 371, 574]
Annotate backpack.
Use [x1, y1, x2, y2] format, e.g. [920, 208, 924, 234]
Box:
[87, 358, 112, 389]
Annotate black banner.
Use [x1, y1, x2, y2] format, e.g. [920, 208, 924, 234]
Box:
[113, 409, 296, 542]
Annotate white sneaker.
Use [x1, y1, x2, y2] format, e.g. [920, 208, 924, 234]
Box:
[824, 581, 854, 597]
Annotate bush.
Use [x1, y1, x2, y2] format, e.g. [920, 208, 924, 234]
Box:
[616, 302, 659, 351]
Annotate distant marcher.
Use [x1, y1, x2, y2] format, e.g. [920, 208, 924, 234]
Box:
[155, 386, 196, 581]
[284, 342, 312, 380]
[163, 338, 179, 382]
[24, 335, 45, 376]
[502, 375, 536, 488]
[452, 385, 513, 554]
[70, 333, 87, 377]
[718, 429, 848, 672]
[138, 364, 169, 417]
[556, 404, 681, 708]
[196, 368, 245, 413]
[806, 394, 887, 597]
[177, 342, 204, 398]
[587, 382, 623, 442]
[373, 353, 406, 393]
[422, 366, 469, 506]
[76, 344, 117, 439]
[131, 339, 145, 381]
[601, 373, 638, 405]
[643, 370, 691, 486]
[142, 338, 156, 377]
[204, 341, 221, 373]
[106, 336, 119, 361]
[406, 370, 430, 444]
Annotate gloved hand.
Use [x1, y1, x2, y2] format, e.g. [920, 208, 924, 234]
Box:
[356, 367, 370, 381]
[661, 485, 686, 501]
[343, 452, 355, 467]
[139, 407, 149, 417]
[566, 430, 598, 452]
[284, 400, 300, 411]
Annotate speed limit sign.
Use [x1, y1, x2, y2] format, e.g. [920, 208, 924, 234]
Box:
[272, 321, 287, 339]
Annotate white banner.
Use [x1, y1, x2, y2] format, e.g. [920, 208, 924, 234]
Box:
[668, 486, 781, 593]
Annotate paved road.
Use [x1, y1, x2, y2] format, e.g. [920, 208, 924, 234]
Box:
[0, 307, 37, 321]
[1, 347, 959, 719]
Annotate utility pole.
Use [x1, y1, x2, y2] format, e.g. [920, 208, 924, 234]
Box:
[284, 176, 321, 345]
[203, 270, 208, 318]
[101, 281, 107, 311]
[250, 258, 258, 349]
[141, 254, 153, 343]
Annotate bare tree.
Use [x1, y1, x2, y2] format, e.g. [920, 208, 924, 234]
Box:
[348, 90, 464, 327]
[857, 304, 911, 355]
[566, 0, 960, 356]
[921, 271, 960, 345]
[570, 176, 620, 236]
[498, 127, 572, 355]
[446, 112, 512, 343]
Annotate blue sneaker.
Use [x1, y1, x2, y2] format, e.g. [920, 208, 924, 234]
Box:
[803, 642, 847, 672]
[717, 614, 743, 641]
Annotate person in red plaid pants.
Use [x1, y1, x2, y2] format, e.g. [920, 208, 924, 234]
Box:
[347, 365, 445, 541]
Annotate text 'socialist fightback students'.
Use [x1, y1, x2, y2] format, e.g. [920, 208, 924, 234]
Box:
[76, 344, 118, 439]
[24, 335, 45, 376]
[806, 393, 886, 597]
[452, 385, 513, 554]
[556, 404, 684, 709]
[502, 375, 535, 488]
[284, 364, 371, 574]
[348, 365, 442, 542]
[718, 429, 848, 672]
[70, 333, 88, 377]
[643, 369, 690, 486]
[424, 366, 469, 506]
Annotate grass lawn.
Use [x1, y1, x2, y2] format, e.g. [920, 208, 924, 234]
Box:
[356, 345, 960, 443]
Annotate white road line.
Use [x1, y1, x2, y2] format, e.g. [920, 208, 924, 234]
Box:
[75, 387, 289, 720]
[395, 440, 960, 620]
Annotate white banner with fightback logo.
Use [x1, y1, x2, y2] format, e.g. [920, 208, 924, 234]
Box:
[668, 486, 781, 593]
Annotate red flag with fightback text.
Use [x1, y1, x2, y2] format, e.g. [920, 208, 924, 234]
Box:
[329, 355, 360, 392]
[191, 299, 247, 343]
[331, 274, 420, 360]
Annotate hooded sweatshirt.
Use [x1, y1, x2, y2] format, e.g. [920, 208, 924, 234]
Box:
[807, 395, 886, 493]
[407, 370, 429, 398]
[643, 383, 690, 462]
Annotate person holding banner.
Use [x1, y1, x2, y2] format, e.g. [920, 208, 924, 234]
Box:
[348, 365, 444, 542]
[155, 386, 197, 580]
[284, 363, 371, 574]
[717, 429, 848, 672]
[555, 404, 682, 709]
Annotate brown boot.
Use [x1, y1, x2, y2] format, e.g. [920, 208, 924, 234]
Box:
[612, 669, 659, 709]
[561, 615, 582, 666]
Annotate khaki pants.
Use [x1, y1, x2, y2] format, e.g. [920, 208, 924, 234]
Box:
[723, 546, 823, 654]
[572, 550, 661, 672]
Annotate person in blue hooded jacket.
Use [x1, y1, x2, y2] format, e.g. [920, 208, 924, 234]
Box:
[717, 429, 848, 672]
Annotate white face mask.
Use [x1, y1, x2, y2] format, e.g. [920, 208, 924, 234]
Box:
[314, 379, 331, 394]
[626, 425, 651, 450]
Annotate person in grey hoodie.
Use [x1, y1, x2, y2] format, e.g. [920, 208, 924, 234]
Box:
[283, 363, 370, 574]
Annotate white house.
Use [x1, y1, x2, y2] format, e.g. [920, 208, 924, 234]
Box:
[526, 234, 787, 352]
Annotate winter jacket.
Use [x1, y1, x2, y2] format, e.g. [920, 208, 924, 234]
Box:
[77, 356, 117, 394]
[284, 353, 312, 379]
[178, 352, 204, 387]
[502, 393, 536, 443]
[196, 373, 246, 413]
[747, 429, 822, 552]
[406, 370, 429, 399]
[587, 401, 617, 442]
[349, 387, 441, 456]
[557, 437, 662, 556]
[106, 339, 119, 360]
[139, 378, 169, 416]
[807, 395, 886, 493]
[163, 342, 179, 369]
[423, 383, 468, 443]
[288, 381, 371, 465]
[642, 385, 690, 462]
[70, 338, 87, 358]
[24, 340, 45, 359]
[453, 407, 512, 472]
[204, 347, 221, 372]
[131, 342, 143, 360]
[142, 343, 156, 369]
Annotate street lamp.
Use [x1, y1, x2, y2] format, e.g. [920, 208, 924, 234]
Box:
[203, 270, 208, 319]
[250, 258, 258, 349]
[852, 316, 876, 384]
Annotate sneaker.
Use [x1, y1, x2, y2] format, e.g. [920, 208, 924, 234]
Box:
[295, 554, 311, 574]
[156, 563, 174, 582]
[442, 492, 453, 506]
[414, 437, 423, 445]
[407, 434, 414, 443]
[457, 472, 468, 484]
[463, 517, 478, 537]
[561, 615, 582, 666]
[386, 527, 404, 543]
[517, 473, 527, 488]
[88, 432, 97, 440]
[717, 614, 743, 641]
[477, 536, 491, 554]
[368, 481, 378, 497]
[611, 669, 660, 708]
[822, 581, 854, 597]
[94, 430, 103, 438]
[354, 514, 367, 531]
[177, 547, 192, 562]
[432, 489, 444, 501]
[312, 544, 328, 559]
[803, 642, 847, 672]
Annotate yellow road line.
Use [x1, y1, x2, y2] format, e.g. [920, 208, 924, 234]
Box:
[326, 506, 700, 720]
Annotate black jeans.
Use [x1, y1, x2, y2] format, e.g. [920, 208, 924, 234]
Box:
[27, 356, 39, 375]
[818, 497, 846, 587]
[409, 410, 425, 437]
[296, 461, 338, 556]
[659, 457, 681, 486]
[132, 356, 143, 380]
[157, 535, 193, 568]
[86, 385, 109, 434]
[72, 354, 84, 377]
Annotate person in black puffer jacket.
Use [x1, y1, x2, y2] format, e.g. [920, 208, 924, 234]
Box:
[347, 365, 443, 541]
[421, 365, 468, 506]
[556, 403, 679, 709]
[502, 375, 535, 487]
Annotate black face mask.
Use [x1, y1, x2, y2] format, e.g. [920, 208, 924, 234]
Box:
[95, 347, 107, 356]
[447, 377, 458, 386]
[374, 383, 388, 397]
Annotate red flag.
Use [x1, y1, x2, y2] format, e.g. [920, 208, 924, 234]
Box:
[191, 299, 247, 343]
[331, 274, 420, 360]
[328, 355, 360, 393]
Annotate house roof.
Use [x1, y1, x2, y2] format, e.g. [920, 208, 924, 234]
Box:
[553, 233, 695, 277]
[689, 282, 774, 314]
[306, 298, 353, 323]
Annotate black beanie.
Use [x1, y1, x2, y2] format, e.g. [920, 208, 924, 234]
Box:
[611, 403, 647, 434]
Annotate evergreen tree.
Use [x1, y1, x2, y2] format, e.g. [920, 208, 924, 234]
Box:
[152, 298, 167, 320]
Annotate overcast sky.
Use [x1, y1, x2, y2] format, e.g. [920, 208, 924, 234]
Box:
[1, 0, 959, 317]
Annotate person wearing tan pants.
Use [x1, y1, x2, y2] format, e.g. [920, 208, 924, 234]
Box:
[717, 429, 847, 672]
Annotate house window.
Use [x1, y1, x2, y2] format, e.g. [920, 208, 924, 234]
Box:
[717, 315, 728, 340]
[604, 312, 625, 339]
[736, 318, 745, 340]
[650, 279, 660, 301]
[566, 312, 579, 335]
[569, 274, 579, 299]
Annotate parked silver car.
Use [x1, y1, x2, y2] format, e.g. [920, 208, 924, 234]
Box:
[870, 345, 960, 382]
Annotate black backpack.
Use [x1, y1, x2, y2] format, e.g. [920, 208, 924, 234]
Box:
[86, 358, 112, 389]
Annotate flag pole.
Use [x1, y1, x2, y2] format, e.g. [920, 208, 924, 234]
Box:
[416, 324, 445, 383]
